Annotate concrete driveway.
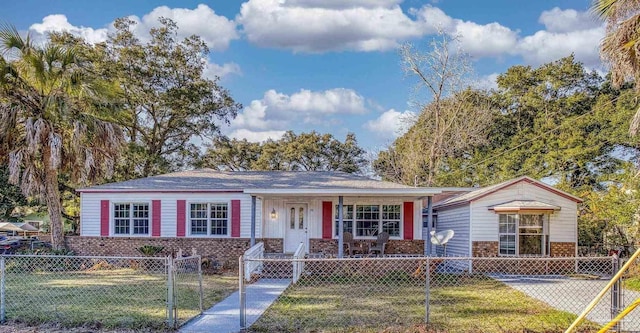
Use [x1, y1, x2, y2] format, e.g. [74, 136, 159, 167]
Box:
[491, 275, 640, 331]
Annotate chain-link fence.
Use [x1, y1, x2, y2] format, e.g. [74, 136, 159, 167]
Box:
[242, 255, 640, 333]
[0, 254, 205, 330]
[172, 255, 203, 326]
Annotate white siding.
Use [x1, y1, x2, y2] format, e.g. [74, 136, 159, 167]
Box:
[80, 192, 259, 238]
[433, 204, 471, 257]
[261, 197, 423, 240]
[470, 182, 578, 243]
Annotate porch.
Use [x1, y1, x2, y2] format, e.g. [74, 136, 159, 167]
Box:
[244, 189, 439, 258]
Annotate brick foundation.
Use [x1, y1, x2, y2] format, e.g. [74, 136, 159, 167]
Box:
[550, 242, 576, 257]
[472, 241, 499, 257]
[66, 236, 283, 268]
[309, 238, 424, 256]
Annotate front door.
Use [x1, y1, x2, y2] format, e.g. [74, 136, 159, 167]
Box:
[284, 203, 308, 253]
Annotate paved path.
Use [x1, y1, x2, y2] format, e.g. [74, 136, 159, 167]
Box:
[492, 275, 640, 331]
[180, 279, 291, 333]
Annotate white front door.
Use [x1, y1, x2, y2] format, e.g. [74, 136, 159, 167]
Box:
[284, 203, 308, 253]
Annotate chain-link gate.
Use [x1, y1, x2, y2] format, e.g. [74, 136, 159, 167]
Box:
[171, 255, 203, 327]
[241, 255, 638, 332]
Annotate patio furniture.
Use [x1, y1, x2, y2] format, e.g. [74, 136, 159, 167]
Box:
[343, 232, 355, 256]
[369, 232, 389, 256]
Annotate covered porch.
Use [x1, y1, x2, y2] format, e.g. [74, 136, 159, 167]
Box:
[245, 187, 441, 258]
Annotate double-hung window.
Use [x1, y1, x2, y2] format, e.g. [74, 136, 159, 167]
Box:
[335, 204, 402, 238]
[113, 203, 150, 236]
[499, 214, 549, 256]
[189, 203, 229, 236]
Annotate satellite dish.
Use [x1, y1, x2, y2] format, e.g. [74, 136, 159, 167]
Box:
[430, 230, 455, 256]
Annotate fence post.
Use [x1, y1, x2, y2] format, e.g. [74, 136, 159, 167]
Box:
[198, 255, 203, 314]
[239, 255, 246, 330]
[611, 255, 622, 333]
[167, 256, 175, 327]
[0, 256, 5, 323]
[425, 257, 430, 325]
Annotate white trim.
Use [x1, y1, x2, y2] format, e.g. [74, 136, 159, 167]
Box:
[245, 188, 443, 196]
[186, 200, 231, 238]
[111, 201, 152, 237]
[332, 202, 404, 240]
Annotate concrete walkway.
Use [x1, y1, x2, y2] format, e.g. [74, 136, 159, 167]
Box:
[180, 279, 291, 333]
[492, 275, 640, 331]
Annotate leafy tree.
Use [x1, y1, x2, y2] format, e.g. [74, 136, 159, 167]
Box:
[104, 17, 240, 179]
[593, 0, 640, 134]
[0, 166, 28, 218]
[199, 131, 368, 174]
[0, 25, 124, 249]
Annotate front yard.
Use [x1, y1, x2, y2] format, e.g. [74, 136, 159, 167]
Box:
[250, 274, 598, 333]
[4, 268, 237, 329]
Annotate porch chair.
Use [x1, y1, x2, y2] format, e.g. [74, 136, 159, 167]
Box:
[369, 232, 390, 256]
[343, 232, 355, 256]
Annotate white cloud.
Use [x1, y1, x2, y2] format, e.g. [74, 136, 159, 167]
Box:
[237, 0, 425, 52]
[516, 26, 604, 67]
[414, 6, 518, 58]
[128, 4, 238, 51]
[228, 129, 286, 142]
[28, 5, 238, 52]
[226, 88, 368, 141]
[203, 61, 242, 80]
[29, 14, 109, 44]
[364, 109, 415, 139]
[473, 73, 500, 90]
[538, 7, 600, 33]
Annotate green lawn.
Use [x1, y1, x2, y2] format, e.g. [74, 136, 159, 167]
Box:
[625, 277, 640, 291]
[4, 269, 237, 329]
[250, 274, 598, 333]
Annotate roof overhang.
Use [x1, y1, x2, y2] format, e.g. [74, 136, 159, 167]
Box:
[76, 189, 244, 193]
[244, 188, 443, 197]
[488, 200, 561, 213]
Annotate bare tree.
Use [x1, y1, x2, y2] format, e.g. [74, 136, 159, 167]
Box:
[375, 32, 494, 186]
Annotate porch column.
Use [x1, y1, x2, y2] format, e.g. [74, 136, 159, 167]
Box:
[426, 196, 433, 255]
[250, 195, 256, 247]
[338, 196, 344, 258]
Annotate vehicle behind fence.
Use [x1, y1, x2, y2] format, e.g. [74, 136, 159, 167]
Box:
[0, 254, 202, 329]
[241, 255, 640, 333]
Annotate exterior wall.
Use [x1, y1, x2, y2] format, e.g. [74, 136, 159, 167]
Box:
[472, 241, 499, 257]
[470, 182, 578, 245]
[308, 238, 424, 256]
[262, 197, 424, 241]
[80, 192, 263, 239]
[432, 204, 470, 257]
[66, 236, 282, 267]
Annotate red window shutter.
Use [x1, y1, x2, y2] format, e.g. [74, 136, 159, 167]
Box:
[403, 202, 414, 240]
[231, 200, 241, 237]
[177, 200, 186, 237]
[322, 201, 333, 239]
[100, 200, 109, 236]
[152, 200, 161, 237]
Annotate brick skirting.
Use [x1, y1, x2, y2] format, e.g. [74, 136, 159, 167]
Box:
[550, 242, 576, 257]
[472, 241, 499, 257]
[66, 236, 283, 268]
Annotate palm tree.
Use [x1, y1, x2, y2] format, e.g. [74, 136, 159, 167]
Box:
[592, 0, 640, 133]
[0, 25, 124, 249]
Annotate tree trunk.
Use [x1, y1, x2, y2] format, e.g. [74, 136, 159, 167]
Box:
[44, 169, 65, 250]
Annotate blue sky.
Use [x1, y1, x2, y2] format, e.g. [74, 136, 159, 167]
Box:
[1, 0, 602, 151]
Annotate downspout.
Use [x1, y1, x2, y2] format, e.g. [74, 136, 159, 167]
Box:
[426, 196, 433, 256]
[338, 196, 344, 258]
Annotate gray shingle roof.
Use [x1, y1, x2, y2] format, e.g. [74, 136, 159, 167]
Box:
[489, 200, 561, 211]
[78, 169, 415, 191]
[434, 176, 582, 208]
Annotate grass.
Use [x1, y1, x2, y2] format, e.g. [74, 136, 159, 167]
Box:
[625, 276, 640, 291]
[250, 274, 598, 333]
[4, 268, 237, 329]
